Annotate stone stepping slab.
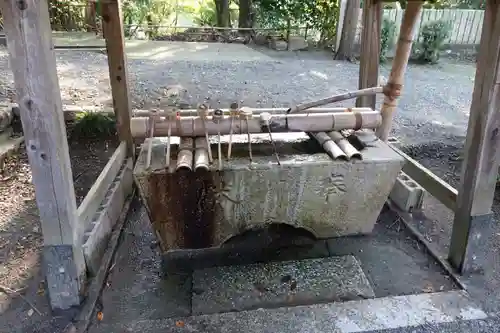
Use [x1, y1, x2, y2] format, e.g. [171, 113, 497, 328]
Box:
[191, 255, 375, 315]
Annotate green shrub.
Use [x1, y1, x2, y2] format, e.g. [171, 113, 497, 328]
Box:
[193, 1, 218, 26]
[71, 112, 116, 139]
[414, 20, 452, 64]
[380, 18, 396, 63]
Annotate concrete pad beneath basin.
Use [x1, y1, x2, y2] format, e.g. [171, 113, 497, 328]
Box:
[191, 255, 375, 315]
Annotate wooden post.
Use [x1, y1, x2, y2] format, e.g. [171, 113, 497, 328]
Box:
[375, 1, 423, 141]
[449, 1, 500, 274]
[357, 0, 382, 109]
[101, 0, 135, 157]
[0, 0, 86, 310]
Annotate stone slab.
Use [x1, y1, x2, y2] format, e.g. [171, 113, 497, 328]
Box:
[90, 290, 487, 333]
[288, 36, 308, 51]
[0, 135, 23, 161]
[191, 255, 375, 315]
[162, 238, 330, 274]
[0, 127, 13, 143]
[43, 244, 86, 311]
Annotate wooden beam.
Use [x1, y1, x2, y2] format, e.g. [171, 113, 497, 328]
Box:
[357, 0, 382, 109]
[0, 0, 85, 310]
[449, 1, 500, 274]
[390, 144, 458, 211]
[77, 142, 127, 233]
[101, 0, 134, 157]
[376, 1, 424, 141]
[82, 157, 133, 275]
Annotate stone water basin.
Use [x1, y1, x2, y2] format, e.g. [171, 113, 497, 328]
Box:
[133, 132, 404, 254]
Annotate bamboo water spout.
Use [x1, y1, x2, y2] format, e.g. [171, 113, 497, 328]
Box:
[310, 132, 347, 160]
[176, 138, 193, 171]
[376, 1, 424, 141]
[327, 131, 361, 160]
[130, 111, 382, 138]
[194, 137, 210, 171]
[287, 87, 383, 114]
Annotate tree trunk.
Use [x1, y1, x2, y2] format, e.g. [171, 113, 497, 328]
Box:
[238, 0, 252, 29]
[215, 0, 230, 27]
[85, 0, 97, 33]
[335, 0, 360, 61]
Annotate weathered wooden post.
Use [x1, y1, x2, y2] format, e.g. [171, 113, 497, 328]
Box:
[357, 0, 382, 109]
[449, 0, 500, 274]
[101, 0, 135, 158]
[0, 0, 86, 310]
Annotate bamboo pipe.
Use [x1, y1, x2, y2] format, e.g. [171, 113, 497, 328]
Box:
[310, 132, 347, 160]
[132, 107, 373, 118]
[288, 87, 383, 114]
[376, 1, 424, 141]
[175, 137, 193, 171]
[327, 131, 361, 160]
[194, 137, 210, 171]
[131, 111, 382, 138]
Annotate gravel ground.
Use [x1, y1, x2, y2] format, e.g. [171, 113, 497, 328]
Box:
[0, 45, 475, 146]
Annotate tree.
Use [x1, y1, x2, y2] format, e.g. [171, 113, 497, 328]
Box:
[214, 0, 230, 27]
[85, 0, 97, 32]
[335, 0, 360, 61]
[238, 0, 253, 29]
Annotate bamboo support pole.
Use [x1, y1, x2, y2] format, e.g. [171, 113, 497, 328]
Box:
[175, 137, 193, 171]
[327, 131, 361, 160]
[130, 111, 382, 138]
[376, 1, 424, 141]
[310, 132, 347, 160]
[145, 118, 155, 169]
[194, 137, 210, 171]
[287, 87, 383, 114]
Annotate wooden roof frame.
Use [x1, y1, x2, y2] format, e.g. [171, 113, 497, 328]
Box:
[0, 0, 497, 311]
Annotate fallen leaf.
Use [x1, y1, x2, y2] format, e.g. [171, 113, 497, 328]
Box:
[175, 320, 185, 328]
[422, 283, 434, 293]
[97, 311, 103, 321]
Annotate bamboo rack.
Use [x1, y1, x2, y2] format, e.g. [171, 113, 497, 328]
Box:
[130, 111, 382, 138]
[132, 107, 374, 118]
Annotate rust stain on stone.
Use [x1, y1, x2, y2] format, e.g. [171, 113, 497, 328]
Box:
[147, 170, 216, 251]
